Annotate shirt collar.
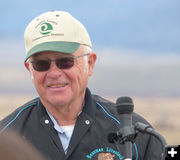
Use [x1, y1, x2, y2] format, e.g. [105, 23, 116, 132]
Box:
[38, 88, 96, 123]
[46, 109, 65, 133]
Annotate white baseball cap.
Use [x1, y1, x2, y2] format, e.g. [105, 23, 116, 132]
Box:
[24, 11, 92, 61]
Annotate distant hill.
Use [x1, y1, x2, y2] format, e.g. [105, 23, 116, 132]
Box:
[1, 47, 180, 97]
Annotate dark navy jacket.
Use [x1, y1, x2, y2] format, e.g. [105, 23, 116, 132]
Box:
[0, 88, 163, 160]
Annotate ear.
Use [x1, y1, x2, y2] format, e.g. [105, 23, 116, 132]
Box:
[24, 61, 34, 81]
[24, 62, 30, 71]
[88, 52, 97, 76]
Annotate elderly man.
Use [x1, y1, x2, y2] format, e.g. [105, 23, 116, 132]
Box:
[0, 11, 164, 160]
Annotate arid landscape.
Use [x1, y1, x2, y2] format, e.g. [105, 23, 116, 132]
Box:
[0, 94, 179, 145]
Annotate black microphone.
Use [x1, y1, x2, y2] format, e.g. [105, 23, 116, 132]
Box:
[116, 96, 135, 160]
[108, 97, 167, 160]
[117, 97, 166, 160]
[116, 96, 134, 115]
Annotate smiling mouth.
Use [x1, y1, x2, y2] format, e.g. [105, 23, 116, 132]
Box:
[48, 83, 68, 88]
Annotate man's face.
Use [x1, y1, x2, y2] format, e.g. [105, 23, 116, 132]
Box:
[25, 46, 96, 108]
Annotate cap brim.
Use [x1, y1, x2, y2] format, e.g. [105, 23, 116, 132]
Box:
[25, 41, 80, 62]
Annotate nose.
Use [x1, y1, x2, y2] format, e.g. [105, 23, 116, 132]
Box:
[47, 61, 62, 77]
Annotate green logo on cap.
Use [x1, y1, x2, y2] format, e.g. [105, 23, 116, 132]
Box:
[40, 22, 53, 35]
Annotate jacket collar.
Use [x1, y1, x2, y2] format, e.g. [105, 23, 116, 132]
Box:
[81, 88, 96, 120]
[37, 88, 96, 120]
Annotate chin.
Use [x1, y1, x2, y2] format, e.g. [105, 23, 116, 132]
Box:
[49, 96, 72, 106]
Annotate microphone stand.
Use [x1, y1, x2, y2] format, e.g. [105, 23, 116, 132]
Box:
[135, 122, 167, 160]
[116, 125, 137, 160]
[110, 122, 166, 160]
[117, 125, 137, 160]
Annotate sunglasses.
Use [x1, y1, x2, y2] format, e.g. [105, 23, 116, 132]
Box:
[29, 53, 90, 72]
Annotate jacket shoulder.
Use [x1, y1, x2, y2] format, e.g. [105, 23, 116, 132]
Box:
[92, 94, 115, 107]
[0, 97, 39, 132]
[92, 94, 151, 125]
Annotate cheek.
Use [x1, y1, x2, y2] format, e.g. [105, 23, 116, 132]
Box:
[65, 65, 87, 89]
[75, 66, 89, 86]
[31, 72, 46, 89]
[78, 59, 89, 74]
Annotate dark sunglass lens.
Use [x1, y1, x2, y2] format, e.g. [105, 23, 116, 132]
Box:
[32, 60, 50, 71]
[56, 57, 74, 69]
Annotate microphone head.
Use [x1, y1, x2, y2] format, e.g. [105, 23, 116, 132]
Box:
[107, 133, 118, 143]
[116, 96, 134, 114]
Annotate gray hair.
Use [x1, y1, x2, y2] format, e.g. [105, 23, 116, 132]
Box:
[81, 45, 92, 73]
[82, 45, 92, 53]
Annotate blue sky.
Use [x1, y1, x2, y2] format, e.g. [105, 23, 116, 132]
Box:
[1, 0, 180, 53]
